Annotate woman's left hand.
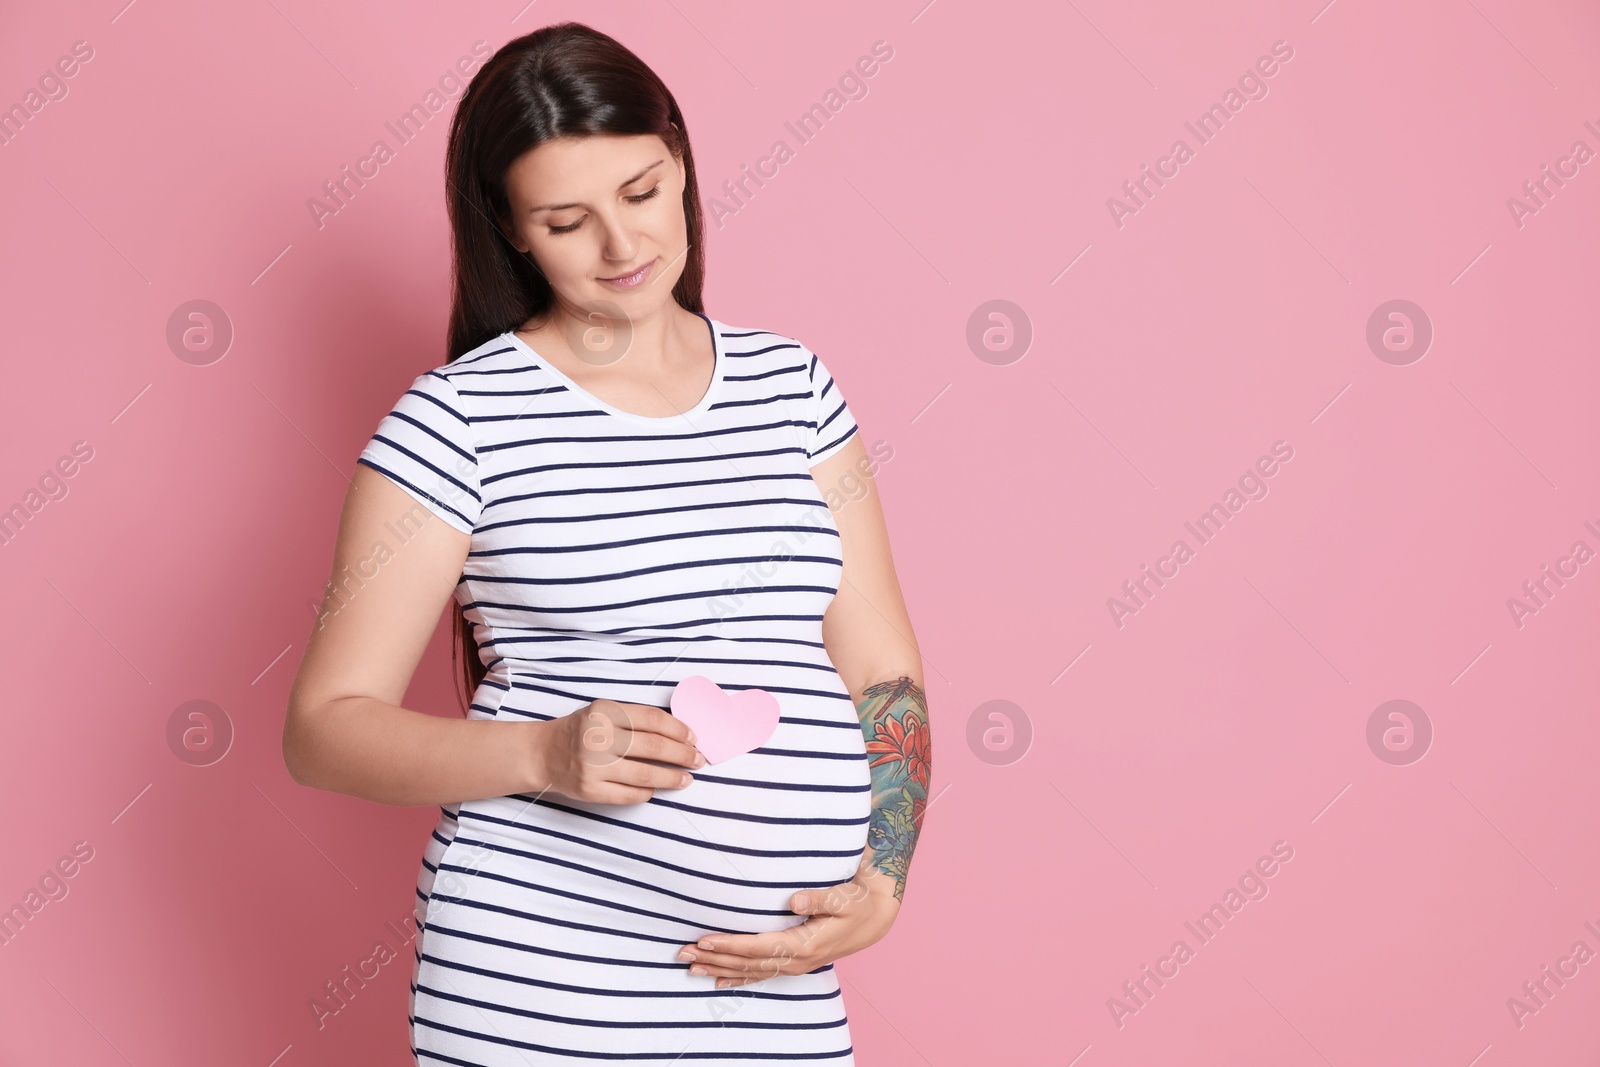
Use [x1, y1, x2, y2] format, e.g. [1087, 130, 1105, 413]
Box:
[678, 874, 901, 988]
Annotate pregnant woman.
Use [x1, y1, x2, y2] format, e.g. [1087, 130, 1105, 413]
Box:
[282, 22, 930, 1066]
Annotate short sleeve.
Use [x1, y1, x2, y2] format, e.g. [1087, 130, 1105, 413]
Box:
[355, 369, 482, 534]
[804, 350, 859, 468]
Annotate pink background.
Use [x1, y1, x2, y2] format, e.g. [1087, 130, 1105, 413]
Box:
[3, 0, 1598, 1063]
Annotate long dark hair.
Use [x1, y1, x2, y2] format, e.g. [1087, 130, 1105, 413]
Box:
[441, 22, 708, 711]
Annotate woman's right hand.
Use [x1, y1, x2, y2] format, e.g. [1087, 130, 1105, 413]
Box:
[535, 699, 706, 805]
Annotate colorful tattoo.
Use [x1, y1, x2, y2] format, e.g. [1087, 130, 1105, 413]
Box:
[857, 676, 931, 902]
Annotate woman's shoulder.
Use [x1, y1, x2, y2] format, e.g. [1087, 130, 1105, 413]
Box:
[715, 316, 805, 348]
[713, 317, 821, 375]
[368, 331, 531, 434]
[713, 319, 822, 407]
[440, 329, 528, 377]
[715, 318, 848, 395]
[390, 330, 531, 407]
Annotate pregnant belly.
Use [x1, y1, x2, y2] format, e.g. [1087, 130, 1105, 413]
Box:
[440, 675, 872, 935]
[443, 737, 872, 941]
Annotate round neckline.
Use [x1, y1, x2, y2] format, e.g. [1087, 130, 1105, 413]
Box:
[504, 311, 724, 426]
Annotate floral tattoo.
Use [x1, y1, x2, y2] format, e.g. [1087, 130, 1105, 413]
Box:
[858, 676, 931, 902]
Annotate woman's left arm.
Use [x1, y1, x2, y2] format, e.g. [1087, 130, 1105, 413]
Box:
[812, 437, 931, 908]
[681, 436, 930, 987]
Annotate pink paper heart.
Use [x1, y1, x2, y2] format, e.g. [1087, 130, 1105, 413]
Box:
[669, 676, 780, 765]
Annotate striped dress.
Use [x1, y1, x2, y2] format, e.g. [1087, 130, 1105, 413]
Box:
[355, 313, 872, 1065]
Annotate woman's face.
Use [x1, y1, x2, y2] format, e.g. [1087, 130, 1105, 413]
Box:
[501, 133, 688, 318]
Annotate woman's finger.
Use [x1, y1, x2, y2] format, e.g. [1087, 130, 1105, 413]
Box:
[684, 953, 798, 980]
[612, 756, 694, 792]
[684, 941, 808, 972]
[689, 931, 786, 958]
[684, 953, 768, 977]
[690, 961, 791, 981]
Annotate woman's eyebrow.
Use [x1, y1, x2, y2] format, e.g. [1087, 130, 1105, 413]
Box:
[530, 159, 665, 213]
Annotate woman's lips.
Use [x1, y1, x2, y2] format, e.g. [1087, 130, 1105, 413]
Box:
[599, 260, 655, 288]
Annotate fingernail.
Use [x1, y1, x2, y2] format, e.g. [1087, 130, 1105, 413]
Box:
[687, 730, 698, 744]
[694, 752, 707, 768]
[690, 965, 707, 975]
[680, 773, 693, 787]
[678, 949, 697, 962]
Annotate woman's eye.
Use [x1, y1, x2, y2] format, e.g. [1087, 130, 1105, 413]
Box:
[547, 187, 662, 235]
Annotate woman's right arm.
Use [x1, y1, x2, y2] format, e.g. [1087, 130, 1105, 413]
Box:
[282, 464, 547, 808]
[283, 465, 702, 808]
